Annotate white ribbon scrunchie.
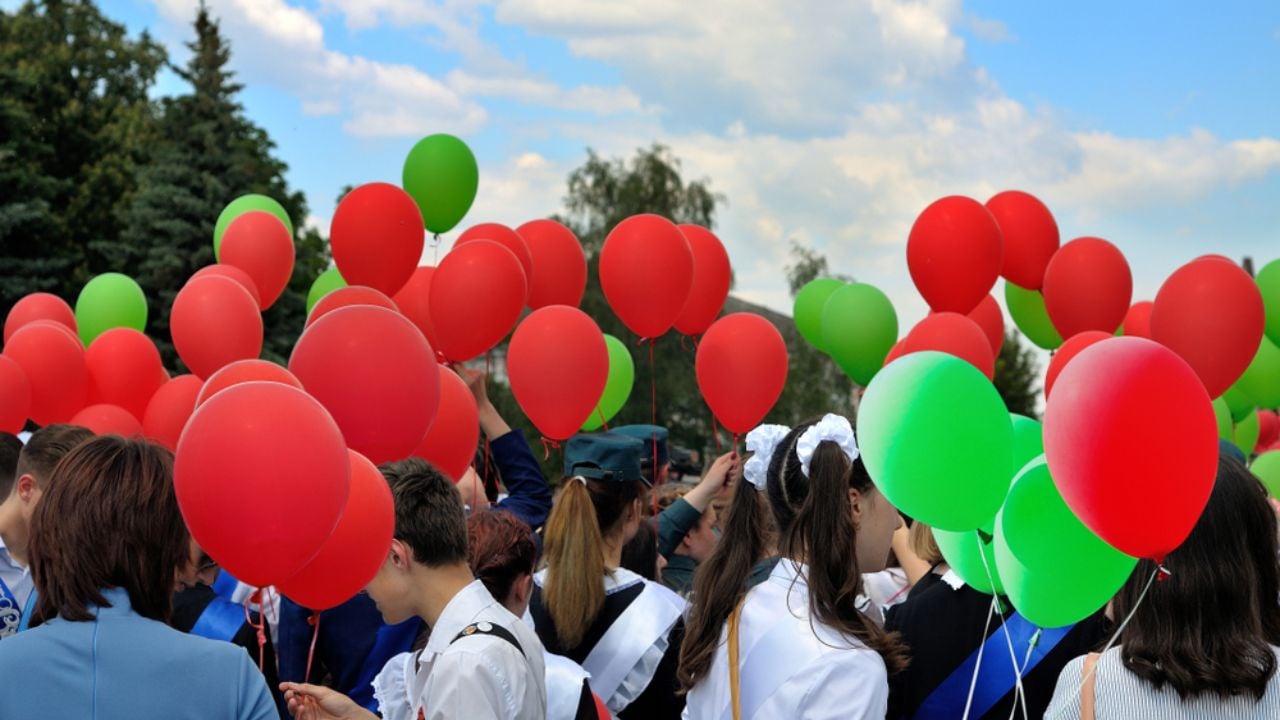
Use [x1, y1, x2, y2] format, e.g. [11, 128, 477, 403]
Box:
[796, 413, 858, 477]
[743, 424, 791, 490]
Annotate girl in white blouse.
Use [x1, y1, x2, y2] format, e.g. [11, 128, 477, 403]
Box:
[679, 415, 907, 720]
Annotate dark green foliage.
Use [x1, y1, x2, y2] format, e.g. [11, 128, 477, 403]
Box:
[994, 328, 1042, 419]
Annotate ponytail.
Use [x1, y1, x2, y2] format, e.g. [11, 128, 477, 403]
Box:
[542, 476, 642, 649]
[678, 473, 769, 689]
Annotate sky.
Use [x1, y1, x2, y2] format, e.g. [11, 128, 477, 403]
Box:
[93, 0, 1280, 333]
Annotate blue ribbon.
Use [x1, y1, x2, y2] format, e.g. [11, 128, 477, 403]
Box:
[914, 612, 1072, 720]
[17, 589, 36, 632]
[211, 569, 239, 600]
[191, 596, 248, 643]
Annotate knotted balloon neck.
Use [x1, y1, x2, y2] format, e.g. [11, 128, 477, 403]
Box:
[244, 590, 267, 674]
[305, 611, 322, 682]
[540, 437, 561, 460]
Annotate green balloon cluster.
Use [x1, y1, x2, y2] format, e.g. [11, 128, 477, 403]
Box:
[1234, 409, 1261, 456]
[1213, 397, 1232, 441]
[1253, 451, 1280, 498]
[793, 278, 843, 351]
[1222, 382, 1254, 421]
[306, 267, 348, 314]
[857, 352, 1013, 531]
[994, 457, 1138, 628]
[581, 335, 635, 431]
[214, 194, 293, 260]
[402, 134, 479, 235]
[1236, 336, 1280, 410]
[818, 282, 898, 387]
[935, 527, 1003, 595]
[1010, 414, 1044, 470]
[75, 273, 147, 346]
[1004, 282, 1063, 350]
[1257, 259, 1280, 347]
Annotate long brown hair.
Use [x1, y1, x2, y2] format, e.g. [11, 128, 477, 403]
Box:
[541, 476, 643, 648]
[1111, 456, 1280, 700]
[679, 419, 907, 690]
[29, 436, 189, 624]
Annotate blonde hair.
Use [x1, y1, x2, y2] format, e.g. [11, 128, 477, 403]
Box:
[909, 521, 943, 565]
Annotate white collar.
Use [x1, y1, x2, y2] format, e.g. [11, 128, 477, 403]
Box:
[940, 569, 965, 590]
[423, 579, 500, 655]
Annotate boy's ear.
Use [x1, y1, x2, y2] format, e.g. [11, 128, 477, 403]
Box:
[389, 538, 413, 569]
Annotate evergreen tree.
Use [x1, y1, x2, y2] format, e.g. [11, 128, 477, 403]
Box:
[994, 329, 1042, 418]
[0, 0, 165, 328]
[119, 2, 324, 368]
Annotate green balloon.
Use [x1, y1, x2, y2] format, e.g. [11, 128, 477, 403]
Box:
[75, 273, 147, 346]
[1213, 397, 1232, 441]
[581, 335, 635, 431]
[935, 527, 1004, 595]
[1257, 259, 1280, 347]
[402, 134, 479, 235]
[1252, 451, 1280, 498]
[1010, 414, 1044, 470]
[306, 267, 348, 314]
[793, 278, 844, 351]
[1234, 409, 1260, 456]
[213, 194, 293, 260]
[1004, 282, 1063, 350]
[1222, 381, 1255, 421]
[858, 352, 1014, 531]
[994, 457, 1137, 628]
[1236, 336, 1280, 410]
[819, 282, 898, 387]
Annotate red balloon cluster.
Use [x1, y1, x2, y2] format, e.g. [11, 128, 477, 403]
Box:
[142, 375, 202, 451]
[696, 313, 788, 434]
[197, 359, 303, 408]
[306, 286, 399, 329]
[4, 293, 77, 343]
[1122, 301, 1154, 339]
[507, 306, 609, 441]
[430, 240, 526, 362]
[1258, 410, 1280, 453]
[191, 265, 262, 308]
[330, 182, 424, 297]
[1043, 330, 1112, 400]
[986, 191, 1060, 290]
[72, 403, 143, 437]
[455, 223, 534, 299]
[220, 211, 295, 310]
[412, 366, 479, 482]
[966, 294, 1004, 358]
[600, 214, 694, 338]
[904, 313, 995, 379]
[907, 196, 1003, 314]
[674, 225, 732, 336]
[171, 275, 263, 379]
[1042, 237, 1132, 338]
[0, 356, 31, 433]
[4, 321, 88, 425]
[85, 328, 164, 421]
[392, 266, 441, 352]
[517, 220, 586, 309]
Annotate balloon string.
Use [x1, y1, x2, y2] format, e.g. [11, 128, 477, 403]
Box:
[649, 338, 659, 518]
[245, 590, 267, 674]
[304, 612, 322, 682]
[480, 352, 492, 503]
[961, 596, 998, 720]
[1046, 565, 1161, 720]
[432, 233, 441, 265]
[540, 437, 561, 461]
[596, 406, 610, 433]
[974, 529, 1029, 720]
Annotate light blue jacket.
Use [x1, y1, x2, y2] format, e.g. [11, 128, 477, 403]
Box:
[0, 586, 276, 719]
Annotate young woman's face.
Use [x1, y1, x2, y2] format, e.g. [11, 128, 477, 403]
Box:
[851, 486, 902, 573]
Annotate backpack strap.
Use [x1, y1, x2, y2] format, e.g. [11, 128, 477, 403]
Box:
[450, 621, 526, 658]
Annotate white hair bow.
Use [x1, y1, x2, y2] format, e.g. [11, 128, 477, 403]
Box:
[743, 424, 791, 490]
[796, 414, 858, 477]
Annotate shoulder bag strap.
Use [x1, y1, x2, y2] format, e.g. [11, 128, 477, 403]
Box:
[728, 597, 746, 720]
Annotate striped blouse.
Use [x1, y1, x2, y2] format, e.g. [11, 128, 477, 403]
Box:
[1045, 646, 1280, 719]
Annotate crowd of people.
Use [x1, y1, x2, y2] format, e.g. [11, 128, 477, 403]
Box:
[0, 381, 1277, 719]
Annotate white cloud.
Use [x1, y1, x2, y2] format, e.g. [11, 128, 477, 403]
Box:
[445, 70, 645, 115]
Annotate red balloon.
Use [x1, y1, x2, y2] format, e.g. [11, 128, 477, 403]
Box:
[883, 339, 908, 368]
[85, 328, 164, 421]
[456, 223, 534, 299]
[143, 375, 202, 451]
[176, 382, 350, 587]
[506, 306, 609, 441]
[330, 182, 424, 297]
[391, 266, 441, 354]
[600, 214, 694, 338]
[1043, 330, 1112, 400]
[517, 219, 586, 309]
[71, 403, 143, 437]
[306, 286, 400, 329]
[674, 225, 732, 336]
[907, 196, 1003, 314]
[985, 191, 1059, 290]
[966, 294, 1004, 358]
[191, 264, 262, 308]
[277, 450, 394, 610]
[1150, 257, 1265, 399]
[290, 306, 440, 464]
[1042, 237, 1132, 338]
[429, 240, 526, 362]
[1123, 301, 1154, 339]
[412, 366, 479, 481]
[3, 321, 88, 425]
[1044, 337, 1216, 560]
[220, 211, 295, 310]
[0, 356, 31, 433]
[197, 359, 303, 408]
[4, 293, 77, 343]
[1257, 410, 1279, 453]
[904, 313, 995, 380]
[171, 275, 263, 380]
[696, 313, 788, 434]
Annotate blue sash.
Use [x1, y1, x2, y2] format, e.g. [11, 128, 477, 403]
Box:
[17, 589, 36, 632]
[191, 596, 248, 643]
[0, 574, 19, 636]
[211, 569, 239, 599]
[914, 612, 1072, 720]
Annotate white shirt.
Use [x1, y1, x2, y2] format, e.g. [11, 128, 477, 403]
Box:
[408, 580, 547, 720]
[683, 560, 889, 720]
[0, 538, 33, 639]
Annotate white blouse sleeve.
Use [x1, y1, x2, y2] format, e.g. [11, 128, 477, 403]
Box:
[372, 651, 419, 720]
[786, 650, 888, 720]
[1045, 654, 1086, 719]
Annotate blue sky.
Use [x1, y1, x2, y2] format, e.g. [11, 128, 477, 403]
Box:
[93, 0, 1280, 330]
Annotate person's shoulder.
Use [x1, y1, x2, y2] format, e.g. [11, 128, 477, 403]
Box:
[137, 620, 258, 671]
